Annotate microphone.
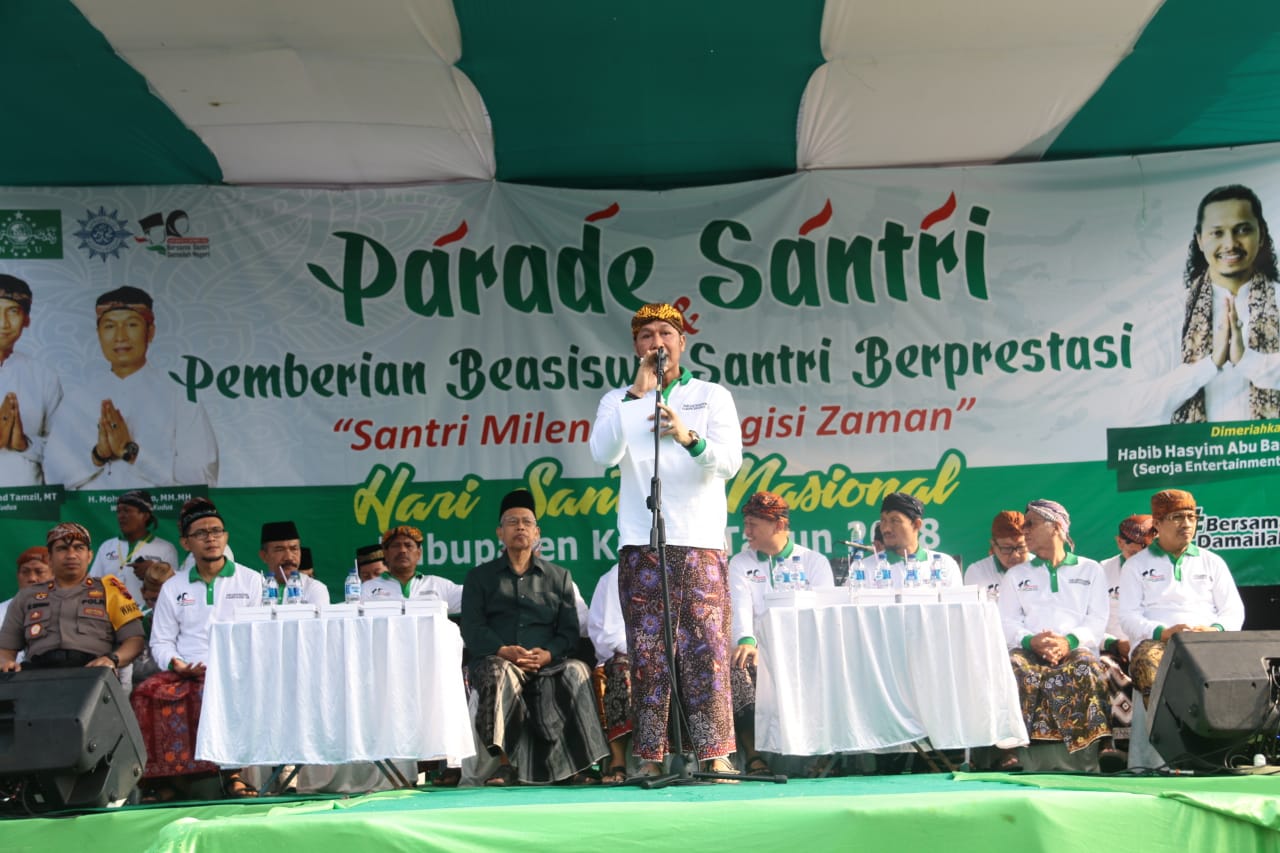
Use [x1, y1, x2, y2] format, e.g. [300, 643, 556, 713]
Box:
[654, 347, 667, 378]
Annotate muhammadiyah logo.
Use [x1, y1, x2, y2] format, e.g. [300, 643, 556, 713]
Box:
[74, 207, 134, 262]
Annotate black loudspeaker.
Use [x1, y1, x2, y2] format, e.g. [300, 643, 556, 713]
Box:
[1148, 631, 1280, 769]
[0, 667, 147, 811]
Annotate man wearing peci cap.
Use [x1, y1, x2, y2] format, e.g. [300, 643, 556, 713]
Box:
[0, 523, 144, 673]
[88, 489, 179, 604]
[361, 526, 462, 612]
[45, 285, 218, 489]
[461, 489, 609, 786]
[131, 497, 263, 799]
[874, 492, 962, 588]
[1119, 489, 1245, 708]
[963, 511, 1028, 600]
[259, 521, 330, 604]
[588, 302, 743, 777]
[728, 491, 834, 777]
[354, 543, 386, 582]
[0, 273, 62, 486]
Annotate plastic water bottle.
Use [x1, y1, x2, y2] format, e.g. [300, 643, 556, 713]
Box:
[344, 564, 362, 603]
[874, 555, 892, 589]
[904, 555, 921, 588]
[285, 570, 303, 604]
[849, 555, 867, 590]
[929, 554, 947, 588]
[791, 555, 808, 591]
[264, 572, 280, 606]
[778, 559, 793, 592]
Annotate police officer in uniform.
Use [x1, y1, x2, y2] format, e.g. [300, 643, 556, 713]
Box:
[0, 522, 144, 672]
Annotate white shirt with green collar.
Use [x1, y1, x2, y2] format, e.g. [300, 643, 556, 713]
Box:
[963, 554, 1005, 599]
[1098, 553, 1128, 646]
[362, 571, 462, 614]
[590, 368, 742, 550]
[150, 559, 263, 671]
[997, 552, 1109, 653]
[1117, 542, 1244, 642]
[729, 539, 834, 644]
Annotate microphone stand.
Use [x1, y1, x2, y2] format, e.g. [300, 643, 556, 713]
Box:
[635, 349, 783, 789]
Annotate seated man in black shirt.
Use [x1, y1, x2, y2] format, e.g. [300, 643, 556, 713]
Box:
[461, 489, 609, 786]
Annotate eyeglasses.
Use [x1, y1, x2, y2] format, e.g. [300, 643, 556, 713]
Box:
[187, 527, 226, 540]
[993, 542, 1027, 556]
[1162, 512, 1197, 525]
[501, 517, 537, 529]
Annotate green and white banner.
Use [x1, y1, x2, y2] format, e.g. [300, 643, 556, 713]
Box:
[2, 143, 1278, 598]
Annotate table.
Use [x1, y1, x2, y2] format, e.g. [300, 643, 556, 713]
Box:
[755, 600, 1029, 755]
[195, 609, 476, 768]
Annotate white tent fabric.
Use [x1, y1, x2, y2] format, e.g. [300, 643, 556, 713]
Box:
[71, 0, 1169, 185]
[77, 0, 495, 184]
[799, 0, 1164, 169]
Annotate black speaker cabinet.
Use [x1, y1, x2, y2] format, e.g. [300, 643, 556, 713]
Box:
[0, 666, 147, 810]
[1148, 630, 1280, 769]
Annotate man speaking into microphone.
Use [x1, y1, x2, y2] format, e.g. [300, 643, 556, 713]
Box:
[589, 302, 743, 778]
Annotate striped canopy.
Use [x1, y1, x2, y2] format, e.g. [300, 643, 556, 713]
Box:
[2, 0, 1279, 188]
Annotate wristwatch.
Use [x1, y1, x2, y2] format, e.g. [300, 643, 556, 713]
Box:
[122, 441, 139, 463]
[683, 430, 700, 448]
[107, 651, 120, 667]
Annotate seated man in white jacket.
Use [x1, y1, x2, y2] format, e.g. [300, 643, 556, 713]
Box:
[1119, 489, 1245, 708]
[997, 499, 1111, 770]
[728, 491, 833, 777]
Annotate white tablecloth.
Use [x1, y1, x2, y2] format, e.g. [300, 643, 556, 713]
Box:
[755, 600, 1029, 754]
[196, 612, 476, 766]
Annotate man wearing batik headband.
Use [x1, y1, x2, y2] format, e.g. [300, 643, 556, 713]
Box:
[0, 522, 144, 673]
[0, 273, 63, 486]
[589, 302, 744, 778]
[0, 545, 52, 629]
[1085, 513, 1155, 751]
[88, 489, 179, 604]
[963, 511, 1028, 600]
[131, 497, 263, 800]
[874, 491, 962, 589]
[727, 491, 834, 777]
[1119, 489, 1244, 708]
[996, 499, 1112, 769]
[361, 525, 462, 612]
[45, 285, 218, 490]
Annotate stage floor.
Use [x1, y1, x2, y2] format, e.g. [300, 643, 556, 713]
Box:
[5, 772, 1280, 852]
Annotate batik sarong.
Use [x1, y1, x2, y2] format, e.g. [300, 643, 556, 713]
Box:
[619, 544, 735, 762]
[1009, 647, 1111, 753]
[469, 655, 609, 783]
[130, 671, 219, 778]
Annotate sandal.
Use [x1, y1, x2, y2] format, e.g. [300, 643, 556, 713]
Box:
[701, 757, 740, 783]
[221, 772, 260, 799]
[484, 764, 518, 787]
[629, 761, 663, 781]
[565, 768, 601, 785]
[745, 754, 772, 777]
[600, 765, 628, 785]
[995, 751, 1023, 772]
